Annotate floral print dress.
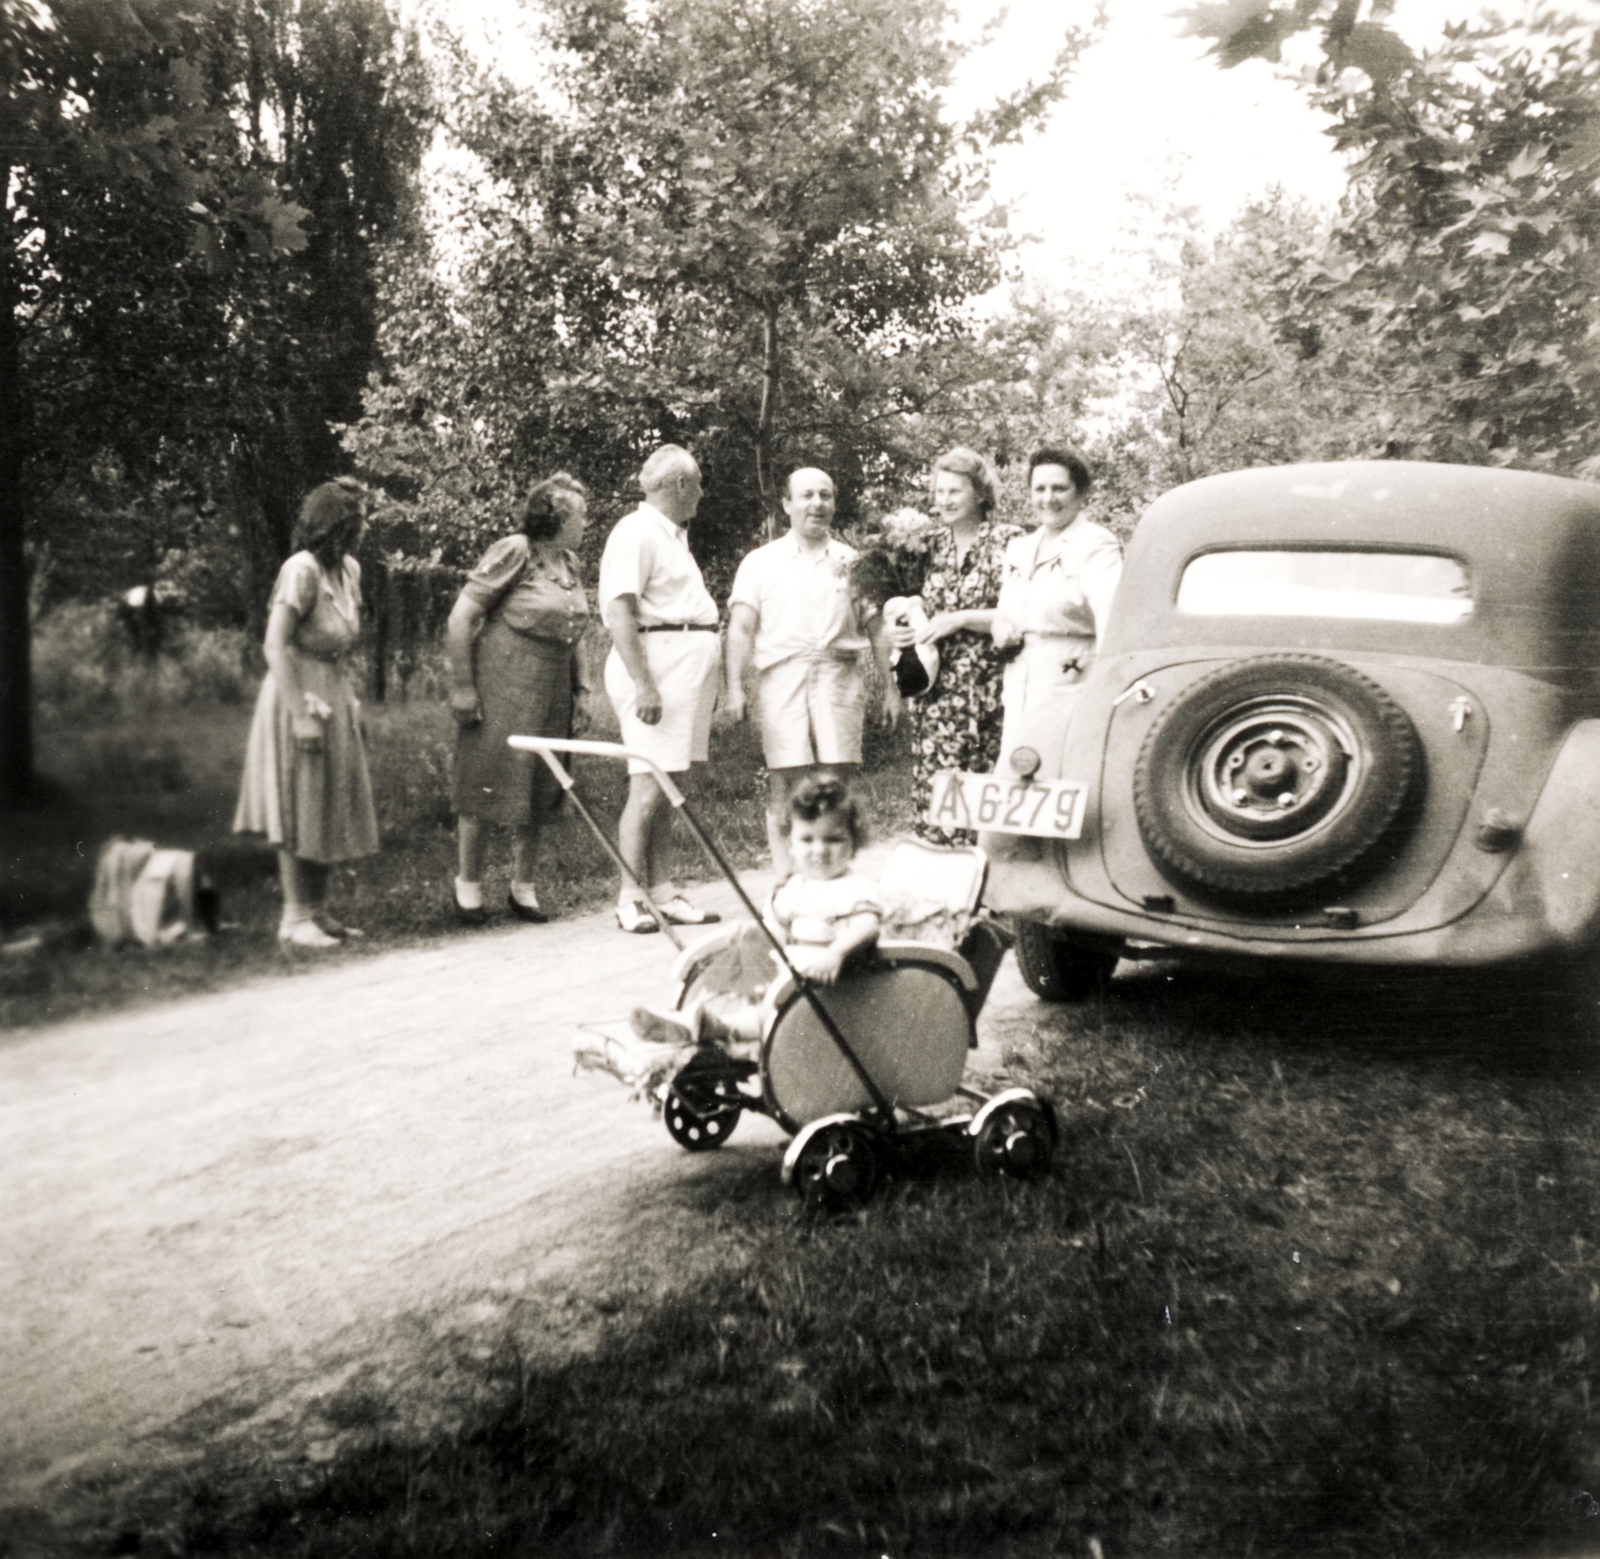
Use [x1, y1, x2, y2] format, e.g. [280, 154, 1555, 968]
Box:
[907, 521, 1022, 844]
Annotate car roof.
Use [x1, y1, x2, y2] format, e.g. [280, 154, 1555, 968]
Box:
[1106, 461, 1600, 675]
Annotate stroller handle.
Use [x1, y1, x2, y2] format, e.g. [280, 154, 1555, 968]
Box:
[507, 736, 687, 807]
[504, 732, 897, 1119]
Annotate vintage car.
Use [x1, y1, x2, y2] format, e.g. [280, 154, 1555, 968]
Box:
[938, 461, 1600, 1002]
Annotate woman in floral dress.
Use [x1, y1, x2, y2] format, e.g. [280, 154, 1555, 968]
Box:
[889, 447, 1022, 844]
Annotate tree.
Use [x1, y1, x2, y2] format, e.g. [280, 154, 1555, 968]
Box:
[1114, 193, 1395, 488]
[351, 0, 1096, 570]
[1181, 1, 1600, 474]
[1, 0, 312, 806]
[218, 0, 431, 597]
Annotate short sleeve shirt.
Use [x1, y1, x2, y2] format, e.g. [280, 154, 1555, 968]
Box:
[995, 518, 1123, 644]
[729, 532, 868, 671]
[271, 551, 361, 660]
[770, 869, 883, 946]
[461, 533, 589, 645]
[597, 502, 717, 627]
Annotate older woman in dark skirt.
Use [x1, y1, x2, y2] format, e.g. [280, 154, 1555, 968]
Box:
[446, 475, 590, 923]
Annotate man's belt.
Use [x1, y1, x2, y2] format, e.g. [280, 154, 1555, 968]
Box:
[639, 622, 718, 632]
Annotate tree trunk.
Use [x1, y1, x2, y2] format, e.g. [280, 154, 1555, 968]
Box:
[754, 298, 781, 542]
[0, 203, 33, 808]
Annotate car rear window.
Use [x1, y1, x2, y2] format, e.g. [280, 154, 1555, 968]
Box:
[1178, 550, 1473, 624]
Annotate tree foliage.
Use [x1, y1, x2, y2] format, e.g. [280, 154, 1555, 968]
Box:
[2, 0, 429, 805]
[1182, 1, 1600, 474]
[349, 0, 1096, 571]
[1117, 194, 1396, 488]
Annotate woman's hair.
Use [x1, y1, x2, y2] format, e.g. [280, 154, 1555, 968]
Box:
[1028, 445, 1093, 498]
[294, 480, 362, 564]
[785, 774, 864, 850]
[518, 472, 588, 543]
[930, 446, 998, 517]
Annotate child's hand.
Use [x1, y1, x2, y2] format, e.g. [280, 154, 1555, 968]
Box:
[789, 944, 845, 986]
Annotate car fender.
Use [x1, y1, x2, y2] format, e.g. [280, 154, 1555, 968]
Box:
[1479, 718, 1600, 951]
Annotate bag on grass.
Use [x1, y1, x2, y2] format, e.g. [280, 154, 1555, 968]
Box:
[89, 837, 214, 947]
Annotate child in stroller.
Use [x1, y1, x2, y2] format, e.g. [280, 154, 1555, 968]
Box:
[523, 733, 1056, 1205]
[627, 775, 879, 1061]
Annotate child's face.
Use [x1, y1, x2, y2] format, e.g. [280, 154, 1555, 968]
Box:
[790, 815, 854, 881]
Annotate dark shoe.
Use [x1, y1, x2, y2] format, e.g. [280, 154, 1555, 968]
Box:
[507, 892, 548, 924]
[453, 894, 488, 926]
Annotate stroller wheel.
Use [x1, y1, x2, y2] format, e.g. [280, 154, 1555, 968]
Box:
[971, 1092, 1057, 1180]
[786, 1117, 880, 1209]
[663, 1074, 743, 1152]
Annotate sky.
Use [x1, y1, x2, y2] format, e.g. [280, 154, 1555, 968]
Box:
[947, 0, 1513, 289]
[428, 0, 1525, 288]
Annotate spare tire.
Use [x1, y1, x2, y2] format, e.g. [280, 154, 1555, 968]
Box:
[1133, 654, 1422, 900]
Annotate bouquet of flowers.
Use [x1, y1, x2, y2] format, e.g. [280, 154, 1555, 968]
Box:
[847, 507, 939, 618]
[879, 506, 940, 556]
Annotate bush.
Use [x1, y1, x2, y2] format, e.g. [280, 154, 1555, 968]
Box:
[32, 602, 257, 722]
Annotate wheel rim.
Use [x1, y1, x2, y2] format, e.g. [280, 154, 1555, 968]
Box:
[663, 1082, 741, 1151]
[974, 1103, 1052, 1178]
[793, 1123, 877, 1206]
[1187, 696, 1357, 844]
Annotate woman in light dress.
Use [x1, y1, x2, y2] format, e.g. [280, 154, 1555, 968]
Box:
[992, 446, 1123, 745]
[234, 480, 379, 948]
[445, 474, 590, 924]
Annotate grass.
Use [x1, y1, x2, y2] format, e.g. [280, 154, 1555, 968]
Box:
[54, 966, 1600, 1558]
[0, 622, 915, 1030]
[14, 615, 1600, 1556]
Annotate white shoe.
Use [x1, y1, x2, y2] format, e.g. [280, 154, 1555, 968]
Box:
[278, 919, 340, 950]
[629, 1005, 701, 1047]
[615, 899, 661, 934]
[653, 895, 721, 926]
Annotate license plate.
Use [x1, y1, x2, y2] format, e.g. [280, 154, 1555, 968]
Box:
[925, 770, 1089, 839]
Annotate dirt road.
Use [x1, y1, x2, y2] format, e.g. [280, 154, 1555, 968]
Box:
[1, 858, 1032, 1510]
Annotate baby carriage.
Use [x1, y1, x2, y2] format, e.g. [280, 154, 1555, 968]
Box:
[511, 736, 1060, 1208]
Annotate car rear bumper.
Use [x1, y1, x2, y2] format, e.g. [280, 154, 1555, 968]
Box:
[983, 835, 1587, 971]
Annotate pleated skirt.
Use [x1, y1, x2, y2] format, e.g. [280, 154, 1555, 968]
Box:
[233, 655, 379, 863]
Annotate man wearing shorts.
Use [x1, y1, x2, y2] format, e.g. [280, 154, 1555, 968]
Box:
[725, 466, 900, 877]
[600, 445, 724, 933]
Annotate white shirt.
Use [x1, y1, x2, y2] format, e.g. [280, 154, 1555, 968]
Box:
[995, 517, 1123, 645]
[770, 868, 883, 945]
[729, 532, 868, 672]
[597, 502, 718, 627]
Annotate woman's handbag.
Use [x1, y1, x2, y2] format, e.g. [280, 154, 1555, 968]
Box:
[883, 595, 940, 698]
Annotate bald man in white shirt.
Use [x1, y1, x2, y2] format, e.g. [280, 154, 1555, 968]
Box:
[725, 466, 899, 877]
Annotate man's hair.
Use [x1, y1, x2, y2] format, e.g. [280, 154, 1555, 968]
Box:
[931, 446, 999, 517]
[785, 773, 864, 849]
[784, 465, 834, 500]
[518, 472, 587, 542]
[639, 445, 699, 494]
[1028, 445, 1093, 497]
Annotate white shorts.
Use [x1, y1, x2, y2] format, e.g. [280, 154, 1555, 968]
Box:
[756, 653, 866, 771]
[604, 632, 721, 775]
